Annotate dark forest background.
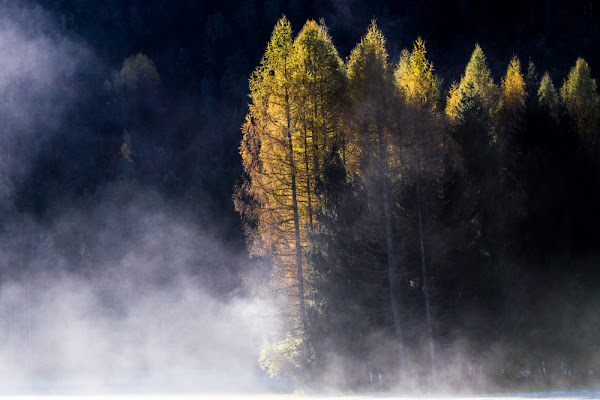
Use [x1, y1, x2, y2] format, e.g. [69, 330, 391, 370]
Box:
[1, 0, 600, 392]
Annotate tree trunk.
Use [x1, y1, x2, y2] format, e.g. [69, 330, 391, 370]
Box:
[377, 125, 406, 385]
[413, 127, 437, 386]
[303, 123, 314, 230]
[417, 181, 437, 385]
[286, 88, 308, 360]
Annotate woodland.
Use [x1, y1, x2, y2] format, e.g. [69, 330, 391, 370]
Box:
[1, 0, 600, 393]
[235, 18, 600, 390]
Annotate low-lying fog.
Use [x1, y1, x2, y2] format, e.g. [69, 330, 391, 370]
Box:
[2, 390, 600, 399]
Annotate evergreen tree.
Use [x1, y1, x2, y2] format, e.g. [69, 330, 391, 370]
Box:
[538, 72, 559, 122]
[234, 17, 311, 380]
[394, 37, 447, 386]
[346, 20, 408, 386]
[305, 150, 379, 389]
[446, 44, 499, 121]
[292, 20, 347, 231]
[560, 58, 599, 143]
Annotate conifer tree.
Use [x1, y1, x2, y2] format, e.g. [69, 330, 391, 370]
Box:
[538, 73, 559, 122]
[446, 44, 499, 121]
[292, 20, 347, 231]
[234, 17, 310, 373]
[394, 37, 440, 109]
[560, 58, 599, 143]
[500, 56, 526, 124]
[497, 56, 526, 164]
[347, 20, 407, 385]
[394, 37, 445, 386]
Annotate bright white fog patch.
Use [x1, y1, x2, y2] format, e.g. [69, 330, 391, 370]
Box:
[0, 182, 285, 395]
[1, 391, 600, 399]
[0, 275, 281, 392]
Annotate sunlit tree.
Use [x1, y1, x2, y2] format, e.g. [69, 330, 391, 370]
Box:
[394, 37, 440, 109]
[538, 72, 559, 122]
[560, 58, 599, 143]
[393, 37, 447, 386]
[500, 57, 526, 119]
[234, 17, 310, 374]
[446, 44, 499, 121]
[291, 20, 347, 230]
[347, 20, 408, 385]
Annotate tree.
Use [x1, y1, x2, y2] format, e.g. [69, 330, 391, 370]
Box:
[538, 72, 559, 122]
[304, 149, 378, 389]
[394, 37, 440, 109]
[499, 56, 526, 136]
[496, 56, 526, 215]
[394, 37, 445, 386]
[347, 20, 407, 386]
[446, 44, 499, 121]
[234, 17, 311, 376]
[291, 20, 347, 231]
[560, 58, 599, 144]
[115, 53, 160, 91]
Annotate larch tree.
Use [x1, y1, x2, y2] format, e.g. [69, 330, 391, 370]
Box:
[499, 56, 526, 137]
[538, 72, 559, 122]
[560, 58, 599, 144]
[497, 56, 526, 190]
[234, 17, 310, 375]
[347, 20, 407, 386]
[446, 44, 499, 122]
[291, 19, 347, 231]
[394, 37, 444, 386]
[447, 79, 497, 312]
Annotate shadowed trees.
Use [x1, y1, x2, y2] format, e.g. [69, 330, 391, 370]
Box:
[235, 17, 600, 392]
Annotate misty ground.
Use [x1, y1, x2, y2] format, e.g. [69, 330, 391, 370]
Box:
[1, 373, 599, 399]
[1, 389, 600, 400]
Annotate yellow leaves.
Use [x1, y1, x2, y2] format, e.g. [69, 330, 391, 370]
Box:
[239, 16, 345, 281]
[445, 82, 461, 120]
[500, 56, 525, 112]
[121, 142, 133, 163]
[561, 58, 599, 142]
[394, 37, 440, 108]
[538, 72, 559, 121]
[446, 44, 498, 121]
[347, 20, 390, 94]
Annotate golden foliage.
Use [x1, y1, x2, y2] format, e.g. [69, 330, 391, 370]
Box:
[446, 44, 498, 121]
[538, 72, 559, 122]
[500, 56, 526, 112]
[560, 58, 599, 142]
[394, 37, 440, 108]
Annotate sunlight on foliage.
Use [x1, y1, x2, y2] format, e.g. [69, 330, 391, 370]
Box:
[560, 58, 599, 142]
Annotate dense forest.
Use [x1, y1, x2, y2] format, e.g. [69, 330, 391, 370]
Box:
[235, 17, 600, 391]
[0, 0, 599, 393]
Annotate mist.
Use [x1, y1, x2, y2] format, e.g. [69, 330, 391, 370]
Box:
[0, 2, 284, 395]
[1, 0, 600, 398]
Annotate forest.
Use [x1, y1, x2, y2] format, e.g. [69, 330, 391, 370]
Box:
[0, 0, 599, 394]
[235, 17, 600, 391]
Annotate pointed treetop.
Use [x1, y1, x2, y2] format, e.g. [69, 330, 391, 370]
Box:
[394, 37, 440, 108]
[560, 57, 599, 142]
[347, 19, 389, 80]
[264, 16, 294, 69]
[500, 56, 526, 110]
[538, 72, 559, 121]
[446, 43, 498, 120]
[294, 19, 343, 67]
[464, 44, 491, 87]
